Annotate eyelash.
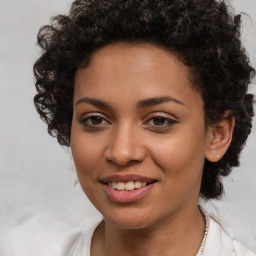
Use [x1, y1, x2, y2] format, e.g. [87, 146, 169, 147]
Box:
[80, 114, 111, 129]
[79, 113, 177, 131]
[143, 114, 177, 129]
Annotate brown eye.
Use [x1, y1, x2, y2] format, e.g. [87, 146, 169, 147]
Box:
[144, 114, 177, 130]
[90, 116, 104, 125]
[152, 116, 166, 126]
[80, 114, 110, 128]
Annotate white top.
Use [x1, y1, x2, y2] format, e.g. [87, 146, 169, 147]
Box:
[67, 215, 255, 256]
[1, 206, 255, 256]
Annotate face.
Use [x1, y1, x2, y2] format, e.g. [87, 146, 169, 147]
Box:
[71, 43, 212, 229]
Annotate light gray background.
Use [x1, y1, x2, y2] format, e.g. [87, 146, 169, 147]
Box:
[0, 0, 255, 252]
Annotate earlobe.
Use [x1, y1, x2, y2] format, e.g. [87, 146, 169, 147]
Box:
[205, 116, 235, 162]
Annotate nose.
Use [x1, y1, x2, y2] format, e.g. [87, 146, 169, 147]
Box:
[105, 124, 146, 166]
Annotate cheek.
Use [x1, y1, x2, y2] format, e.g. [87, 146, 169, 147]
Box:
[150, 137, 205, 207]
[71, 127, 104, 180]
[71, 131, 105, 203]
[148, 126, 206, 180]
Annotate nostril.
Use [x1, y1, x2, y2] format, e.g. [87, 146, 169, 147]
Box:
[106, 158, 141, 167]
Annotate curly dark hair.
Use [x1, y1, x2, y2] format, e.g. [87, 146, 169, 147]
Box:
[34, 0, 255, 199]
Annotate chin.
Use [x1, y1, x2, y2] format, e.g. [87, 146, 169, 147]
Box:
[103, 208, 159, 230]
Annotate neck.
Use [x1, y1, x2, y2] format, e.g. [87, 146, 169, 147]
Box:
[91, 204, 206, 256]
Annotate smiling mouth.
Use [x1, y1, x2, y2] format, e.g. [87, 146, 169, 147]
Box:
[104, 181, 156, 191]
[101, 175, 157, 202]
[101, 174, 157, 192]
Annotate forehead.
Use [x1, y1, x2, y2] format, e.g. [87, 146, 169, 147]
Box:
[74, 43, 203, 111]
[85, 43, 189, 78]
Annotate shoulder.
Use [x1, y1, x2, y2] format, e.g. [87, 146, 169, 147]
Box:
[0, 207, 101, 256]
[203, 215, 255, 256]
[233, 239, 256, 256]
[66, 221, 101, 256]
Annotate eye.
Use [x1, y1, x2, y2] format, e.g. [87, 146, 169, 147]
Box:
[80, 114, 111, 128]
[144, 114, 177, 129]
[151, 116, 170, 126]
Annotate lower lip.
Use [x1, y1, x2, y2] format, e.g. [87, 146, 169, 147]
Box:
[103, 183, 154, 203]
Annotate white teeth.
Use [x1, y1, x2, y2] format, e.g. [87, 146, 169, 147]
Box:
[125, 181, 135, 191]
[116, 182, 125, 190]
[112, 181, 118, 189]
[134, 181, 142, 189]
[108, 181, 149, 191]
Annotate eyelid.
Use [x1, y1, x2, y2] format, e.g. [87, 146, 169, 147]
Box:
[143, 111, 177, 121]
[79, 112, 112, 127]
[80, 112, 110, 121]
[142, 112, 178, 128]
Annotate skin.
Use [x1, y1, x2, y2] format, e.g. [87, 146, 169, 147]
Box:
[71, 43, 234, 256]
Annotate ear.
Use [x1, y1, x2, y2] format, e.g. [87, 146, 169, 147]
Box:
[205, 115, 235, 162]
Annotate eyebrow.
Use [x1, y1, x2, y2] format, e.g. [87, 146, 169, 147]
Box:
[75, 96, 185, 109]
[75, 97, 112, 109]
[137, 96, 185, 108]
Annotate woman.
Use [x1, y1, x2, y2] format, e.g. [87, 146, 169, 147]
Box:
[34, 0, 255, 255]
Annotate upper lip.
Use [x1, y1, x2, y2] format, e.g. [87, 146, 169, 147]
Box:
[100, 174, 157, 183]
